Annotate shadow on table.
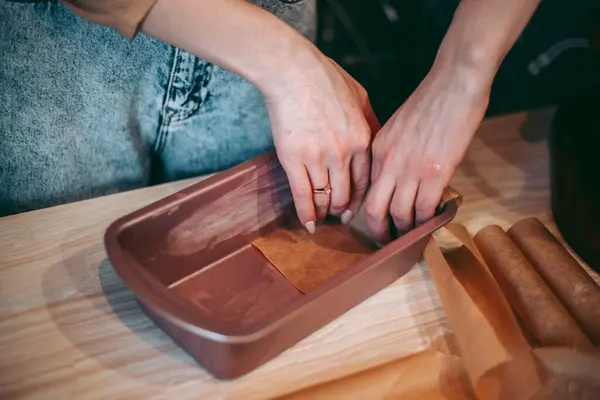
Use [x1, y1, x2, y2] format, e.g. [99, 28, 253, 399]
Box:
[403, 261, 461, 355]
[42, 243, 208, 387]
[457, 107, 556, 221]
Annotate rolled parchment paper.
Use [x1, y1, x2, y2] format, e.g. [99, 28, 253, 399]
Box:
[423, 223, 543, 400]
[508, 217, 600, 344]
[474, 225, 592, 350]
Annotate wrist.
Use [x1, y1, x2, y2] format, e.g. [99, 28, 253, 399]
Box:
[246, 30, 324, 100]
[431, 11, 507, 95]
[430, 44, 496, 99]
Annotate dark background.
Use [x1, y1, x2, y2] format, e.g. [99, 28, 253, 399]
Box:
[315, 0, 600, 122]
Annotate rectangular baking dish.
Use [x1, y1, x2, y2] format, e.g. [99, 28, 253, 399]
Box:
[104, 151, 458, 379]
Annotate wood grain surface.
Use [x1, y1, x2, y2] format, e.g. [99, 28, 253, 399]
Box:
[1, 108, 597, 400]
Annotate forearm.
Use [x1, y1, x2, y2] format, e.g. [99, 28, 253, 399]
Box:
[141, 0, 318, 96]
[433, 0, 541, 88]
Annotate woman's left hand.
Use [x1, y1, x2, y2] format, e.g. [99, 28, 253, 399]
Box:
[364, 66, 490, 244]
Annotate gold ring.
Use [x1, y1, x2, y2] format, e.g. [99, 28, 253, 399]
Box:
[312, 184, 331, 195]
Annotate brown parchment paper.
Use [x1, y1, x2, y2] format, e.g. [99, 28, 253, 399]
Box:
[251, 222, 375, 293]
[252, 186, 462, 293]
[423, 224, 544, 400]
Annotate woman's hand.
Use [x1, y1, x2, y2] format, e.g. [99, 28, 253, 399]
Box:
[263, 52, 380, 233]
[365, 65, 490, 244]
[142, 0, 378, 233]
[359, 0, 540, 244]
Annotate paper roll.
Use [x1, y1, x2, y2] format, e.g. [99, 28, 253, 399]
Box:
[474, 225, 592, 350]
[507, 217, 600, 344]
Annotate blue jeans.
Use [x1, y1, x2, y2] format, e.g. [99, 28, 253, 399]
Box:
[0, 0, 316, 217]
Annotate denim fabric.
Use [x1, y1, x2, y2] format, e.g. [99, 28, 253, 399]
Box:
[0, 0, 317, 217]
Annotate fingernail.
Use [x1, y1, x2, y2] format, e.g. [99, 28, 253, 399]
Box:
[304, 221, 316, 234]
[341, 210, 353, 224]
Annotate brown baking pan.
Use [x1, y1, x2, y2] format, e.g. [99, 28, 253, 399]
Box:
[104, 151, 458, 379]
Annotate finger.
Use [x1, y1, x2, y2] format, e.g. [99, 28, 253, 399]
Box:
[389, 177, 420, 235]
[343, 150, 371, 224]
[282, 161, 316, 232]
[328, 159, 351, 217]
[414, 160, 453, 225]
[413, 179, 444, 226]
[371, 153, 383, 183]
[365, 173, 395, 245]
[306, 164, 330, 222]
[370, 125, 391, 183]
[363, 99, 381, 136]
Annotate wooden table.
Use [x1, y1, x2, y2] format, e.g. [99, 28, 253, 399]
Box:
[0, 108, 578, 400]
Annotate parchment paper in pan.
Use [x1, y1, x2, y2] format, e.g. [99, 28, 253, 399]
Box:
[252, 186, 462, 293]
[252, 222, 374, 293]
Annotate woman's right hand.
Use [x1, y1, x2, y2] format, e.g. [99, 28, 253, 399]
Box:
[259, 50, 380, 232]
[142, 0, 378, 231]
